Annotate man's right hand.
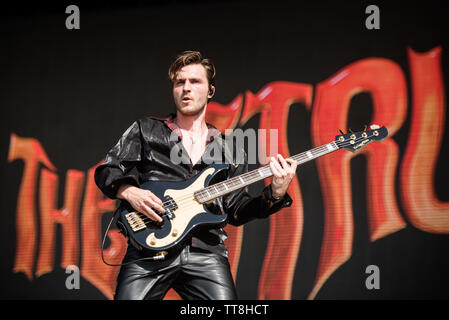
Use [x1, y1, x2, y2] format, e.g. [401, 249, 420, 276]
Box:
[116, 184, 165, 222]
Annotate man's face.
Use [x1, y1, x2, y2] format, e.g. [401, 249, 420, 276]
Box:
[172, 63, 212, 116]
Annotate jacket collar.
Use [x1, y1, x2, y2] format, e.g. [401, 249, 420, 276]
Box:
[150, 113, 222, 144]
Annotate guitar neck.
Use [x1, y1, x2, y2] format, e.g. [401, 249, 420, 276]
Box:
[194, 141, 339, 203]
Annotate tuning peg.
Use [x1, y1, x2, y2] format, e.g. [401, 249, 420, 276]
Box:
[339, 129, 344, 135]
[370, 124, 380, 129]
[348, 128, 354, 133]
[363, 124, 368, 131]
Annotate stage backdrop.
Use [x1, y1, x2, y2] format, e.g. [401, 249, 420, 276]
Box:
[1, 0, 448, 299]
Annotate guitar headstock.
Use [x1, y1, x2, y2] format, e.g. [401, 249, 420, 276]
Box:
[335, 124, 388, 152]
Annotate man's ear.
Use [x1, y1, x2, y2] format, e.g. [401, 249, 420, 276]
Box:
[208, 85, 215, 98]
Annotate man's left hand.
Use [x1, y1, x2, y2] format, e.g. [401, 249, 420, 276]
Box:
[269, 154, 298, 198]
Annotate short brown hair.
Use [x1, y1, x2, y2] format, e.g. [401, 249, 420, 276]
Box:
[168, 51, 216, 87]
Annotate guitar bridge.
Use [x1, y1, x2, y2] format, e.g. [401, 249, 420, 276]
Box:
[125, 212, 146, 232]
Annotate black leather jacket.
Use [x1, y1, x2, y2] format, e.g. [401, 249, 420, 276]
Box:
[94, 113, 292, 257]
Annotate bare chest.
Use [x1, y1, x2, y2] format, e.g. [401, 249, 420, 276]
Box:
[180, 130, 208, 166]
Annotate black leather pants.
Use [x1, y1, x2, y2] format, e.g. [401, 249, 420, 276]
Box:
[114, 245, 238, 300]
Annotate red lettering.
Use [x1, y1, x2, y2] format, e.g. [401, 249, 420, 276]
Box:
[8, 134, 56, 280]
[80, 163, 127, 299]
[240, 81, 313, 299]
[400, 47, 449, 232]
[208, 96, 245, 272]
[36, 169, 84, 276]
[309, 58, 407, 299]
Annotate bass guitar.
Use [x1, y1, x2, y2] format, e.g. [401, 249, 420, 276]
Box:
[117, 124, 388, 259]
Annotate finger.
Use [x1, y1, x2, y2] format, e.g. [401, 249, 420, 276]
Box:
[145, 191, 165, 213]
[140, 203, 163, 222]
[147, 191, 163, 206]
[279, 154, 297, 174]
[270, 158, 281, 178]
[272, 156, 287, 176]
[285, 158, 298, 173]
[145, 198, 166, 214]
[277, 154, 290, 170]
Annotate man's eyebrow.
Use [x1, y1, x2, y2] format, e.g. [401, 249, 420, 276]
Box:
[175, 77, 203, 82]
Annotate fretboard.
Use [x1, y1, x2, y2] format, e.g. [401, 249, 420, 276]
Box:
[194, 141, 339, 203]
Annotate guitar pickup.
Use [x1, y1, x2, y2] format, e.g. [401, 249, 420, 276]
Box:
[164, 196, 177, 219]
[125, 212, 146, 232]
[165, 208, 175, 220]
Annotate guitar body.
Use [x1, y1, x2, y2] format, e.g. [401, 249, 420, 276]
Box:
[118, 163, 229, 255]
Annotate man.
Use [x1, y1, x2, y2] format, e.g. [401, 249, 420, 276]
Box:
[94, 51, 297, 300]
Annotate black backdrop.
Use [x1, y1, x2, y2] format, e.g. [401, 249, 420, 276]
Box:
[1, 0, 448, 299]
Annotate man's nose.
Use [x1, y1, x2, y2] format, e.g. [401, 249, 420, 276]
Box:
[183, 80, 192, 91]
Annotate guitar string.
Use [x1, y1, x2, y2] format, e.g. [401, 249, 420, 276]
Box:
[151, 132, 375, 213]
[135, 141, 338, 221]
[193, 132, 376, 202]
[132, 132, 379, 224]
[135, 146, 338, 223]
[133, 131, 377, 222]
[159, 140, 336, 206]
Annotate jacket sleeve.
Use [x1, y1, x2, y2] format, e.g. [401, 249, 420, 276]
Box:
[94, 121, 143, 199]
[223, 150, 293, 226]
